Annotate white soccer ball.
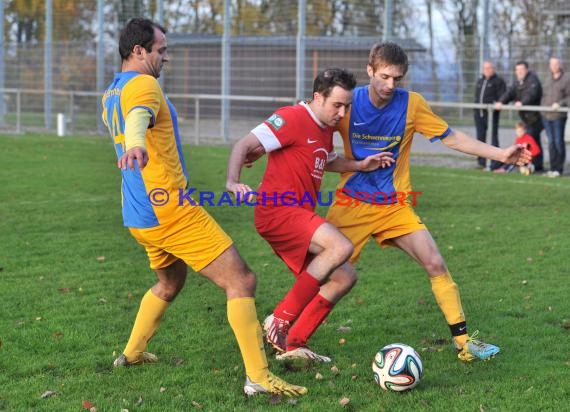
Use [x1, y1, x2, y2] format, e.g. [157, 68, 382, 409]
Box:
[372, 343, 423, 392]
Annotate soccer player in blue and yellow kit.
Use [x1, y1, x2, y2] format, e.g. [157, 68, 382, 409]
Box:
[101, 18, 306, 396]
[322, 43, 531, 362]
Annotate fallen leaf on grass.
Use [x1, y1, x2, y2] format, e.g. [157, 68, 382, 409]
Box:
[287, 398, 298, 405]
[191, 400, 202, 409]
[82, 400, 94, 409]
[561, 319, 570, 330]
[36, 317, 42, 321]
[53, 331, 64, 339]
[337, 326, 351, 333]
[338, 338, 346, 345]
[269, 394, 282, 405]
[159, 387, 166, 393]
[96, 256, 106, 262]
[479, 405, 485, 412]
[58, 287, 70, 294]
[99, 298, 107, 304]
[331, 365, 339, 375]
[315, 372, 323, 380]
[40, 390, 57, 398]
[339, 397, 350, 407]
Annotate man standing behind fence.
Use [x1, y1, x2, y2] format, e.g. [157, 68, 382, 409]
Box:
[541, 57, 570, 178]
[496, 61, 544, 172]
[474, 61, 506, 171]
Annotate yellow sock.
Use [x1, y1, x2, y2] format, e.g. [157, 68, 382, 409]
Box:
[430, 272, 468, 348]
[227, 297, 268, 382]
[123, 289, 170, 361]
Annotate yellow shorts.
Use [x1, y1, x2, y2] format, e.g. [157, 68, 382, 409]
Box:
[129, 205, 233, 272]
[326, 200, 426, 263]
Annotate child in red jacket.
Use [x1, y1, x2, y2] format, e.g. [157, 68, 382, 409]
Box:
[495, 121, 541, 175]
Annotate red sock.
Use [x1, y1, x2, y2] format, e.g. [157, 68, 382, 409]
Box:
[286, 294, 334, 350]
[274, 270, 320, 323]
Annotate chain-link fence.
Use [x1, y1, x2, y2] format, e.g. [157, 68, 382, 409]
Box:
[0, 0, 569, 142]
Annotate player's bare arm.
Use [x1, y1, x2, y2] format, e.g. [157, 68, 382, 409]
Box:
[442, 129, 531, 166]
[325, 152, 394, 173]
[226, 132, 265, 201]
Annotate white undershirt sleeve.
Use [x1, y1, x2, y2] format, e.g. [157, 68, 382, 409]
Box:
[251, 123, 282, 153]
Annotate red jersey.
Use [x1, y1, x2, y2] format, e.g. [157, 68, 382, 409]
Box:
[252, 102, 337, 210]
[515, 134, 541, 158]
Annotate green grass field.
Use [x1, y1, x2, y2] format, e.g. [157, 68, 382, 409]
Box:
[1, 134, 569, 411]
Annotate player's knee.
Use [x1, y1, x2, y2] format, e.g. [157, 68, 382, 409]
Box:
[226, 267, 257, 296]
[343, 265, 358, 287]
[327, 234, 353, 264]
[341, 271, 358, 290]
[328, 266, 358, 297]
[423, 254, 447, 275]
[154, 279, 185, 301]
[240, 269, 257, 292]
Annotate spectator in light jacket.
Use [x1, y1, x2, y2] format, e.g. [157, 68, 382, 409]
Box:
[541, 57, 570, 177]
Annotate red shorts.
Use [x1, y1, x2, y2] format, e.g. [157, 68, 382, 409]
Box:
[254, 206, 326, 275]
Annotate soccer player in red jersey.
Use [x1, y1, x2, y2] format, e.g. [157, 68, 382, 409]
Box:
[226, 68, 394, 361]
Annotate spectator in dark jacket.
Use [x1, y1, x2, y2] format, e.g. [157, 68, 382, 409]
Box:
[496, 61, 544, 172]
[474, 61, 506, 170]
[541, 57, 570, 177]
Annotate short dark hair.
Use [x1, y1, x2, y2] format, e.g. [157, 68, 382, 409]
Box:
[312, 68, 357, 98]
[368, 42, 409, 75]
[119, 18, 166, 60]
[515, 60, 529, 69]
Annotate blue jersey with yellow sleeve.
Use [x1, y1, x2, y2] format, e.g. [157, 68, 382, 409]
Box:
[101, 71, 188, 228]
[337, 86, 451, 204]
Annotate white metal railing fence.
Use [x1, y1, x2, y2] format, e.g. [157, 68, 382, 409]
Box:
[0, 88, 568, 144]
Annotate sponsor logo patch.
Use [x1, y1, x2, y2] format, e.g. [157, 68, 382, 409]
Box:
[266, 114, 285, 130]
